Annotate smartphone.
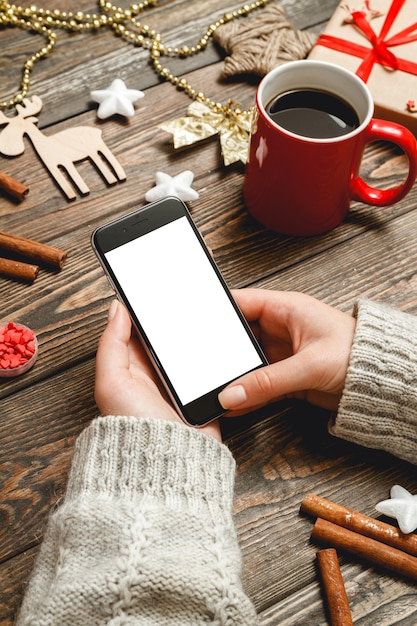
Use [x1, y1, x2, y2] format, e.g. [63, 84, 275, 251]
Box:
[91, 196, 267, 427]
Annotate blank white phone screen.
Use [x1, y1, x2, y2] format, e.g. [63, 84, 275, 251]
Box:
[105, 216, 263, 405]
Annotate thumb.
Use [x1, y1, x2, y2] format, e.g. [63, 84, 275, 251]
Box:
[218, 353, 314, 411]
[95, 300, 132, 384]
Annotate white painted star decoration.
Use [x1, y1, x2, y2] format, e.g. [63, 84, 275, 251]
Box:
[375, 485, 417, 534]
[90, 78, 144, 119]
[145, 171, 199, 203]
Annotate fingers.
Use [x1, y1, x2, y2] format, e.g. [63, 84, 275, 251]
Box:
[95, 300, 173, 419]
[232, 288, 305, 342]
[94, 301, 223, 440]
[218, 351, 314, 411]
[95, 299, 131, 385]
[94, 300, 132, 414]
[219, 288, 355, 413]
[231, 287, 270, 322]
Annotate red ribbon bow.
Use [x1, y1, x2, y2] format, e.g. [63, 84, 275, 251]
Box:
[316, 0, 417, 81]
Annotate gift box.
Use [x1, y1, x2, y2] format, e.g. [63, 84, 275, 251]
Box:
[308, 0, 417, 136]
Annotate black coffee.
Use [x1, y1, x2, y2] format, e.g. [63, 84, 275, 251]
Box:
[266, 88, 360, 138]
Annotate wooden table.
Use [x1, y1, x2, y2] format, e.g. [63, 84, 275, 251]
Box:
[1, 0, 417, 623]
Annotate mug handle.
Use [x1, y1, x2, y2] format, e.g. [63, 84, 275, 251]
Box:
[350, 119, 417, 206]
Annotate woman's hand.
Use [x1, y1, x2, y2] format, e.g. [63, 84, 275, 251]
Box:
[218, 289, 356, 414]
[95, 300, 221, 441]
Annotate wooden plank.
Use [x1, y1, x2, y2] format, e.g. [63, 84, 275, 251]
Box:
[0, 359, 95, 563]
[1, 365, 417, 621]
[4, 540, 417, 625]
[1, 66, 408, 243]
[0, 0, 337, 123]
[0, 60, 414, 392]
[3, 208, 417, 606]
[258, 563, 417, 624]
[2, 2, 417, 624]
[229, 406, 417, 612]
[0, 547, 37, 626]
[2, 41, 409, 241]
[0, 186, 416, 405]
[0, 158, 415, 401]
[251, 204, 417, 315]
[2, 526, 416, 625]
[1, 40, 411, 229]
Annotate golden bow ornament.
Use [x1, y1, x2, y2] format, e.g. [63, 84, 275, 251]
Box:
[159, 100, 254, 166]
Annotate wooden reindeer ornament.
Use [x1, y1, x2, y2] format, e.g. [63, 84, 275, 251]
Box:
[0, 96, 126, 200]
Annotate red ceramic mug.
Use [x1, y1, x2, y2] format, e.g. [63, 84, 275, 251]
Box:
[243, 60, 417, 236]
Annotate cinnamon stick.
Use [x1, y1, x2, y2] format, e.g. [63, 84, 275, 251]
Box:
[0, 257, 39, 283]
[0, 230, 67, 270]
[317, 549, 353, 626]
[0, 170, 29, 202]
[301, 493, 417, 557]
[312, 518, 417, 582]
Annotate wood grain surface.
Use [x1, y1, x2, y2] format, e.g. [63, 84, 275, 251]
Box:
[1, 0, 417, 624]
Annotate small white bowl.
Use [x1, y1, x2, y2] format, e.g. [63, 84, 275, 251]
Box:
[0, 322, 38, 378]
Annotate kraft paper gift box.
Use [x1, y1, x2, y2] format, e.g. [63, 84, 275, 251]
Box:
[308, 0, 417, 136]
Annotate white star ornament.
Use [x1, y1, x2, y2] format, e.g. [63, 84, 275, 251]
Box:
[90, 78, 144, 119]
[145, 171, 199, 203]
[375, 485, 417, 534]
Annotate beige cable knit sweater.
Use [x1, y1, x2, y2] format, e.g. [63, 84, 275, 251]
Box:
[332, 299, 417, 464]
[16, 417, 258, 625]
[16, 299, 417, 625]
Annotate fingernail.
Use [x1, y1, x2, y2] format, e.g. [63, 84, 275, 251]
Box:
[218, 384, 247, 409]
[108, 299, 119, 321]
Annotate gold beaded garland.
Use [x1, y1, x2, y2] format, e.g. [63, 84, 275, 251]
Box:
[0, 0, 268, 111]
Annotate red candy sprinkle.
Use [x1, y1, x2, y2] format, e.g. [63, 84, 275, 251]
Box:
[0, 322, 36, 370]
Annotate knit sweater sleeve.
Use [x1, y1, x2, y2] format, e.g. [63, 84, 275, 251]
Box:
[330, 298, 417, 465]
[16, 416, 258, 626]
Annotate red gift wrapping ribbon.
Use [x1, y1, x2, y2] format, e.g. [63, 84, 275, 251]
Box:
[315, 0, 417, 81]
